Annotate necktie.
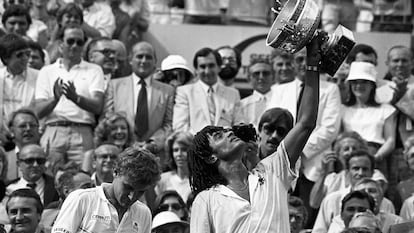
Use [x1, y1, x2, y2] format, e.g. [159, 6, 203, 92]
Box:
[207, 87, 216, 125]
[27, 182, 36, 189]
[135, 79, 149, 137]
[296, 83, 304, 122]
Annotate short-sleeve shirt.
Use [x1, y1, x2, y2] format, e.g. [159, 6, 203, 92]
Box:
[35, 59, 104, 125]
[190, 141, 298, 233]
[51, 184, 152, 233]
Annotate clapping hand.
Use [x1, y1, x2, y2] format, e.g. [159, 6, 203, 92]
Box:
[53, 78, 63, 101]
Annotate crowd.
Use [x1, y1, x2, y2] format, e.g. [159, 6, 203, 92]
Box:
[0, 0, 412, 233]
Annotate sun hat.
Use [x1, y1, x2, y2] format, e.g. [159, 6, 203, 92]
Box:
[346, 61, 377, 83]
[161, 55, 192, 73]
[152, 211, 189, 230]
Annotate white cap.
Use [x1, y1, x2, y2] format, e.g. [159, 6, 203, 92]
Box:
[152, 211, 189, 230]
[346, 61, 377, 83]
[161, 55, 192, 73]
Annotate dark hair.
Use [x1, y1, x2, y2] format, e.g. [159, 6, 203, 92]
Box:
[288, 196, 308, 225]
[345, 150, 375, 172]
[0, 33, 28, 64]
[114, 146, 161, 187]
[2, 4, 31, 28]
[188, 126, 227, 196]
[56, 3, 83, 25]
[344, 80, 380, 107]
[153, 190, 189, 221]
[55, 171, 75, 199]
[346, 44, 378, 65]
[193, 47, 222, 68]
[165, 131, 193, 171]
[84, 37, 112, 61]
[27, 40, 45, 63]
[8, 107, 39, 128]
[341, 190, 375, 213]
[258, 107, 294, 132]
[216, 45, 242, 68]
[6, 188, 43, 214]
[57, 23, 86, 42]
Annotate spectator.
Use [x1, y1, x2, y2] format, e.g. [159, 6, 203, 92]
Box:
[151, 211, 189, 233]
[112, 41, 174, 152]
[240, 58, 274, 130]
[153, 190, 189, 221]
[270, 49, 295, 84]
[109, 0, 131, 42]
[0, 34, 38, 130]
[6, 144, 59, 207]
[397, 136, 414, 202]
[183, 0, 225, 24]
[348, 211, 382, 233]
[111, 39, 132, 78]
[35, 24, 105, 169]
[288, 196, 308, 233]
[188, 37, 321, 232]
[216, 46, 241, 88]
[27, 40, 45, 70]
[6, 188, 44, 233]
[5, 108, 40, 181]
[173, 47, 244, 134]
[155, 132, 193, 201]
[159, 55, 194, 88]
[342, 62, 397, 178]
[90, 143, 121, 186]
[51, 146, 161, 233]
[319, 0, 359, 33]
[225, 0, 273, 26]
[81, 0, 116, 38]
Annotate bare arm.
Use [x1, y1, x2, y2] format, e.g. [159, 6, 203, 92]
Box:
[374, 111, 397, 161]
[35, 78, 62, 118]
[62, 81, 104, 115]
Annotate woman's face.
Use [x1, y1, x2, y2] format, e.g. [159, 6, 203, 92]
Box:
[159, 196, 185, 219]
[350, 80, 374, 102]
[61, 13, 82, 26]
[172, 141, 188, 169]
[165, 69, 189, 87]
[108, 119, 129, 148]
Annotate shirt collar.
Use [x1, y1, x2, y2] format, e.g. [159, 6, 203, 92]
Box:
[198, 80, 218, 93]
[21, 175, 44, 186]
[4, 67, 27, 79]
[252, 90, 272, 101]
[132, 72, 152, 87]
[56, 58, 84, 70]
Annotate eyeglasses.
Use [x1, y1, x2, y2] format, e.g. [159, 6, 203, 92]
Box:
[251, 70, 272, 78]
[96, 153, 118, 160]
[20, 157, 47, 165]
[93, 48, 116, 57]
[15, 50, 31, 58]
[65, 38, 85, 47]
[15, 123, 39, 130]
[158, 203, 182, 212]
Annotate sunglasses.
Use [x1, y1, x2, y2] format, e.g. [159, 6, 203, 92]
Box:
[93, 48, 116, 57]
[158, 203, 182, 212]
[15, 50, 31, 58]
[65, 38, 85, 47]
[20, 157, 47, 165]
[96, 154, 118, 160]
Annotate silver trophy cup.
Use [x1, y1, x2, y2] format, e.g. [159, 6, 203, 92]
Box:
[266, 0, 356, 76]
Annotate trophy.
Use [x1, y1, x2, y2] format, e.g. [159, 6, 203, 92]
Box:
[266, 0, 356, 76]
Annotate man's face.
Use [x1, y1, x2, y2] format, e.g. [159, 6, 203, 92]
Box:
[112, 175, 150, 208]
[27, 49, 44, 70]
[94, 144, 120, 178]
[6, 48, 30, 75]
[60, 28, 85, 62]
[289, 206, 305, 233]
[248, 63, 274, 94]
[18, 145, 46, 183]
[72, 172, 93, 190]
[337, 138, 359, 165]
[130, 43, 156, 79]
[4, 16, 29, 35]
[355, 52, 377, 66]
[89, 40, 116, 74]
[386, 47, 413, 79]
[217, 48, 238, 81]
[348, 156, 373, 186]
[272, 56, 295, 84]
[354, 182, 383, 209]
[208, 129, 245, 161]
[258, 121, 290, 159]
[11, 113, 39, 146]
[196, 53, 220, 86]
[293, 49, 307, 80]
[7, 197, 41, 233]
[61, 13, 82, 26]
[341, 197, 371, 227]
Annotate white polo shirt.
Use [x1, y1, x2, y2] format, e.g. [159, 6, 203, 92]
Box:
[51, 184, 152, 233]
[190, 141, 298, 233]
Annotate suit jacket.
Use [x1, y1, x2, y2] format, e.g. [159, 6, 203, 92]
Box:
[173, 80, 245, 134]
[111, 75, 174, 148]
[268, 79, 341, 182]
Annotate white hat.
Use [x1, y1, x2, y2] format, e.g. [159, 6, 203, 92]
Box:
[152, 211, 189, 230]
[346, 61, 377, 83]
[161, 55, 192, 73]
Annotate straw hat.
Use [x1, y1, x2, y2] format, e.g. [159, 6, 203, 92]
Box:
[152, 211, 189, 231]
[346, 61, 377, 83]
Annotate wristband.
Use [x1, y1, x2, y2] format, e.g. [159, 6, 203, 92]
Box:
[306, 65, 319, 72]
[76, 96, 81, 104]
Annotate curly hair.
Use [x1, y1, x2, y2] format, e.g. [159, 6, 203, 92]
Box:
[114, 146, 161, 187]
[94, 112, 133, 149]
[165, 131, 193, 171]
[153, 190, 189, 221]
[188, 126, 227, 196]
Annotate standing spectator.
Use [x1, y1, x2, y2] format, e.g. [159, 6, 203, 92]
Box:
[173, 47, 244, 134]
[112, 41, 174, 151]
[27, 40, 45, 70]
[6, 144, 59, 207]
[159, 55, 194, 88]
[34, 24, 105, 169]
[0, 34, 38, 130]
[51, 147, 161, 233]
[240, 58, 274, 129]
[216, 46, 241, 88]
[81, 0, 116, 38]
[270, 49, 295, 84]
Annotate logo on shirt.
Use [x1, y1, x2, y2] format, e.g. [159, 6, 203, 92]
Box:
[133, 221, 139, 231]
[91, 214, 111, 222]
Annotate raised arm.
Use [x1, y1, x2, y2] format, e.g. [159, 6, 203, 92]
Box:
[284, 36, 321, 167]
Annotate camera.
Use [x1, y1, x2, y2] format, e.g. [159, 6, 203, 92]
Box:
[232, 124, 257, 142]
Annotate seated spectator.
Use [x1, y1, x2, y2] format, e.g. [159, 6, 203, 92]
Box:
[6, 144, 59, 207]
[348, 211, 382, 233]
[90, 143, 121, 186]
[288, 196, 308, 233]
[155, 132, 192, 201]
[27, 40, 45, 70]
[159, 55, 194, 88]
[151, 211, 189, 233]
[6, 188, 44, 233]
[81, 0, 116, 38]
[216, 46, 241, 88]
[153, 190, 189, 222]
